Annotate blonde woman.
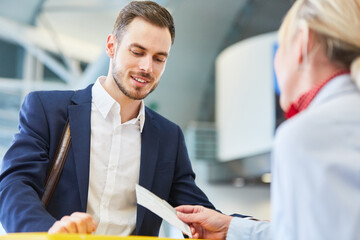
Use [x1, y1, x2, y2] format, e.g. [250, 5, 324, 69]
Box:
[176, 0, 360, 239]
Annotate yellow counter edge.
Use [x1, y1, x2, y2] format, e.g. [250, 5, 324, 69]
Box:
[0, 233, 178, 240]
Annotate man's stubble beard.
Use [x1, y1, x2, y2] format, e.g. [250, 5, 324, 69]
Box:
[112, 63, 159, 101]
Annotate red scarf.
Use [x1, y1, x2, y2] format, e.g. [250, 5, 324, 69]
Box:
[284, 70, 350, 119]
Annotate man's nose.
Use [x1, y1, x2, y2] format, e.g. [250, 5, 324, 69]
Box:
[139, 56, 153, 73]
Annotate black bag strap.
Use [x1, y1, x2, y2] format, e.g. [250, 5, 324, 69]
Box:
[41, 120, 71, 207]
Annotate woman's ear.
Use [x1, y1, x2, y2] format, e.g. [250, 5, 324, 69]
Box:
[106, 34, 117, 58]
[295, 23, 319, 68]
[300, 25, 322, 67]
[298, 25, 309, 66]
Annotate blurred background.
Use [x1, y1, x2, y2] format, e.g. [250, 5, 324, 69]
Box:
[0, 0, 293, 236]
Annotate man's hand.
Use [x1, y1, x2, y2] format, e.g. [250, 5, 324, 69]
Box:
[176, 205, 232, 240]
[48, 212, 97, 234]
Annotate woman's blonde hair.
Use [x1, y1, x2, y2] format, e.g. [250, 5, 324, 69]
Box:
[278, 0, 360, 88]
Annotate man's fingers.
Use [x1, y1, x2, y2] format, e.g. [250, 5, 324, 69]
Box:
[90, 218, 97, 233]
[61, 216, 78, 233]
[71, 212, 96, 233]
[48, 212, 97, 234]
[49, 218, 76, 234]
[69, 215, 86, 233]
[48, 221, 69, 234]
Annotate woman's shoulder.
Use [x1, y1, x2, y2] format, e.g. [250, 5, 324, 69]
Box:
[275, 111, 325, 146]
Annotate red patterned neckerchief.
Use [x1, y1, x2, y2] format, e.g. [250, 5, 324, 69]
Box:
[284, 70, 350, 119]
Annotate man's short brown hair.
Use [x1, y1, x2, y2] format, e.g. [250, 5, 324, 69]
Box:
[113, 1, 175, 44]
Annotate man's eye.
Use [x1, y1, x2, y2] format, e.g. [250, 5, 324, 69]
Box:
[155, 57, 166, 63]
[131, 50, 143, 56]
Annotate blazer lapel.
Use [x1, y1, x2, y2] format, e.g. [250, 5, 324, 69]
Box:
[136, 108, 160, 234]
[68, 85, 92, 211]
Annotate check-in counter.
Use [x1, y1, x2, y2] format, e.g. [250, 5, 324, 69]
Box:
[0, 233, 175, 240]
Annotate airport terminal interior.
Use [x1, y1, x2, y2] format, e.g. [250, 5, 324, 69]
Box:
[0, 0, 293, 236]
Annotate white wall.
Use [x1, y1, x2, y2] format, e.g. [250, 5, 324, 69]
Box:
[216, 32, 277, 162]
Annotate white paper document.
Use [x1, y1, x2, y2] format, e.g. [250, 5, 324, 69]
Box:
[135, 184, 192, 238]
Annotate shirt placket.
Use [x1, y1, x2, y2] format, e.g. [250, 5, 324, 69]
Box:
[98, 107, 122, 232]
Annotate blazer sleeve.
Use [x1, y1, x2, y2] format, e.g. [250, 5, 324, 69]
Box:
[0, 92, 57, 232]
[167, 125, 215, 210]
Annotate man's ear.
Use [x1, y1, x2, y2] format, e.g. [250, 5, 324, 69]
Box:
[106, 34, 116, 58]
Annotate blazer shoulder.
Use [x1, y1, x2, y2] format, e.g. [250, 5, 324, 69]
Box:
[24, 84, 93, 108]
[26, 90, 75, 106]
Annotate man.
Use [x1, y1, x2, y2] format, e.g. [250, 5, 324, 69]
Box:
[0, 1, 214, 236]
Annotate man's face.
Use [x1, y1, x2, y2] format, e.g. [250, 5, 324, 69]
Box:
[110, 17, 172, 100]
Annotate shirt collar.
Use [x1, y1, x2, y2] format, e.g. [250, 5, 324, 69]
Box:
[134, 100, 145, 133]
[284, 70, 350, 119]
[92, 77, 116, 119]
[92, 77, 146, 132]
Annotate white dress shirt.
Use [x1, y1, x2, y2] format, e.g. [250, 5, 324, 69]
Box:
[86, 77, 145, 235]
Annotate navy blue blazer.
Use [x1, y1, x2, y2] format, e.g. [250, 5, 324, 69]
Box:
[0, 84, 215, 235]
